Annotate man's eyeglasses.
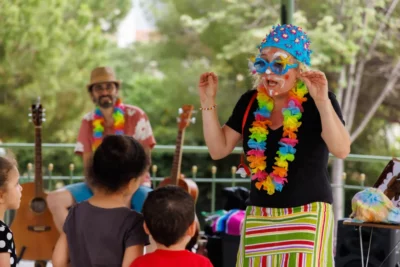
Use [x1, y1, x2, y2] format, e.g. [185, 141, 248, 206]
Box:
[92, 83, 116, 93]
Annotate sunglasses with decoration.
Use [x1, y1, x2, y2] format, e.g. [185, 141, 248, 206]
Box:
[253, 57, 298, 75]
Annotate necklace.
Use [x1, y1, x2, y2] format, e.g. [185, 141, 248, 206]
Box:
[92, 98, 125, 151]
[247, 81, 308, 195]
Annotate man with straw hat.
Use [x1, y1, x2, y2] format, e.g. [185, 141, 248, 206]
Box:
[47, 66, 156, 233]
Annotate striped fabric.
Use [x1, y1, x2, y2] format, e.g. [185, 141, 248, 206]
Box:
[236, 202, 334, 267]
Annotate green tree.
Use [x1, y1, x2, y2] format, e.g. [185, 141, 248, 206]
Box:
[0, 0, 131, 143]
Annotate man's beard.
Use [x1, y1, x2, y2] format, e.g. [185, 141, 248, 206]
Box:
[96, 96, 115, 109]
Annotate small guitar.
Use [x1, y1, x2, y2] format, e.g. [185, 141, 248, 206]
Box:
[158, 104, 199, 201]
[11, 98, 59, 262]
[158, 105, 200, 250]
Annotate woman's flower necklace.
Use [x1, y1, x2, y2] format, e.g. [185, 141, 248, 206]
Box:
[92, 98, 125, 151]
[246, 80, 308, 195]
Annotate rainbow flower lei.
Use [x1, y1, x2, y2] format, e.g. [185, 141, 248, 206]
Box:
[92, 98, 125, 151]
[247, 81, 308, 195]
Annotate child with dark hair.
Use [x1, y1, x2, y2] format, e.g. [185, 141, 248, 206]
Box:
[0, 155, 22, 267]
[52, 135, 150, 267]
[130, 185, 213, 267]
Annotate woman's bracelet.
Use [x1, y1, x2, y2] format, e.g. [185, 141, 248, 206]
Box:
[199, 104, 217, 111]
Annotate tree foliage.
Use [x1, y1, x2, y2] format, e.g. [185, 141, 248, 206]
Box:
[0, 0, 131, 142]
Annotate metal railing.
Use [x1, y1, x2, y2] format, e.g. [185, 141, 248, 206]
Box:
[0, 143, 396, 162]
[0, 143, 394, 214]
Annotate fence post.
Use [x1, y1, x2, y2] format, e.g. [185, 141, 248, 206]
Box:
[27, 163, 33, 182]
[211, 166, 217, 212]
[69, 164, 74, 184]
[192, 165, 197, 181]
[360, 173, 365, 187]
[151, 165, 157, 188]
[342, 172, 347, 218]
[48, 163, 54, 191]
[231, 166, 237, 187]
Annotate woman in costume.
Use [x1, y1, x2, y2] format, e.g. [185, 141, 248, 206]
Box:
[198, 24, 350, 266]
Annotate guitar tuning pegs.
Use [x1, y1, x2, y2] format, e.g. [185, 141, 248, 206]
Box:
[190, 117, 196, 124]
[28, 113, 32, 117]
[178, 108, 183, 114]
[42, 118, 46, 122]
[28, 119, 32, 122]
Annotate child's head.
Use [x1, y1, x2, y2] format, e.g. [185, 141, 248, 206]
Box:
[142, 185, 196, 247]
[0, 155, 22, 210]
[88, 135, 150, 194]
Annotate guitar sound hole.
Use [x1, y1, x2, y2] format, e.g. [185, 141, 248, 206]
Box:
[30, 198, 47, 213]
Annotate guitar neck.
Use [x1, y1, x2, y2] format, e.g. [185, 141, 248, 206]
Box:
[34, 126, 43, 196]
[170, 129, 185, 184]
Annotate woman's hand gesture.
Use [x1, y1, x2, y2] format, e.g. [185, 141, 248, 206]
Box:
[198, 72, 218, 104]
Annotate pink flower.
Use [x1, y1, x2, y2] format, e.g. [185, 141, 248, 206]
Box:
[280, 138, 298, 146]
[270, 173, 288, 184]
[252, 171, 268, 181]
[255, 114, 266, 120]
[247, 150, 265, 157]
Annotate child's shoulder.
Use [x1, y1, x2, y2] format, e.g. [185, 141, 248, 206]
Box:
[66, 201, 143, 223]
[129, 252, 153, 266]
[0, 220, 14, 253]
[0, 220, 11, 234]
[188, 252, 213, 265]
[172, 250, 213, 266]
[125, 209, 144, 221]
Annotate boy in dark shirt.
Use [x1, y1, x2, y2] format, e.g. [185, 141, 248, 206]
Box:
[130, 186, 213, 267]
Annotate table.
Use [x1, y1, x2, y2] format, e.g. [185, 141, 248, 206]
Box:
[343, 220, 400, 267]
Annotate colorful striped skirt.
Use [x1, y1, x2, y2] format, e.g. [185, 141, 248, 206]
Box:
[236, 202, 334, 267]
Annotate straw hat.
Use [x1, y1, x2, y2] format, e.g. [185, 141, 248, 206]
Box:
[86, 66, 121, 90]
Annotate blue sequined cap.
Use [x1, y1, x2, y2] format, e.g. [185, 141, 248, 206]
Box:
[258, 24, 312, 66]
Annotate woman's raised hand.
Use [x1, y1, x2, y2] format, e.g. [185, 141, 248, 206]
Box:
[198, 72, 218, 105]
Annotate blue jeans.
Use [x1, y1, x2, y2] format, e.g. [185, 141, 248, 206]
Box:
[64, 182, 152, 212]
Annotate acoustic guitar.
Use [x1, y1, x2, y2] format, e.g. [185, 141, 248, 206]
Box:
[158, 105, 200, 250]
[11, 98, 59, 262]
[158, 104, 199, 201]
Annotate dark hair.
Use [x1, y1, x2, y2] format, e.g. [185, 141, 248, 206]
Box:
[142, 185, 195, 247]
[0, 154, 17, 188]
[87, 135, 149, 192]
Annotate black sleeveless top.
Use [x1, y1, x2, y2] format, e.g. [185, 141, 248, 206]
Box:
[225, 90, 344, 208]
